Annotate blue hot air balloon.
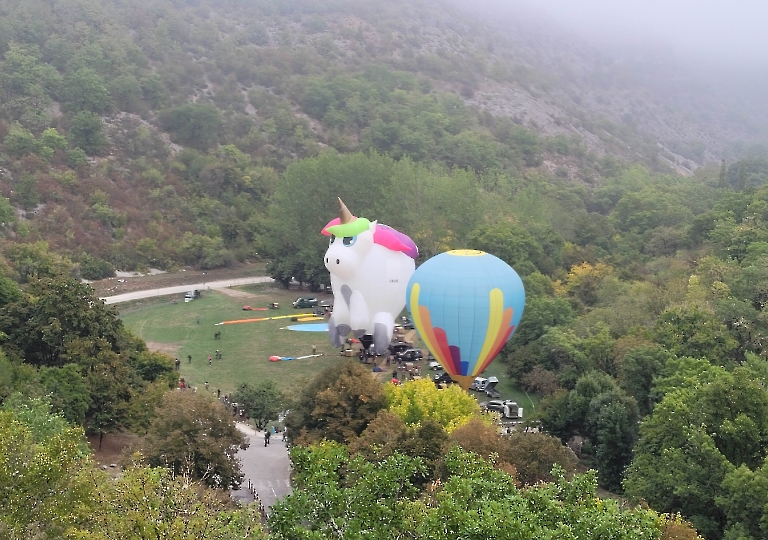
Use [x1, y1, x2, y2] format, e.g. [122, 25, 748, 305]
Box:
[406, 250, 525, 390]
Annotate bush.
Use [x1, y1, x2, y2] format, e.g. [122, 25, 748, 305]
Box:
[79, 255, 115, 280]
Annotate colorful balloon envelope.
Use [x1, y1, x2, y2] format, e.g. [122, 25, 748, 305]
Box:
[406, 250, 525, 390]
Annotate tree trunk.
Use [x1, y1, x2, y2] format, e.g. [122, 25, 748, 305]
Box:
[98, 431, 104, 451]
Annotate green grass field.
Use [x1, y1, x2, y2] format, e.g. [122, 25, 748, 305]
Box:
[119, 285, 343, 398]
[119, 283, 539, 412]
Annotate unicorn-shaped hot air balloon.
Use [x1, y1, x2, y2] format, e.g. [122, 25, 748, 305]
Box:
[322, 199, 418, 353]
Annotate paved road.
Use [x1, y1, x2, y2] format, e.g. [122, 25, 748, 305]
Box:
[101, 276, 274, 304]
[232, 423, 292, 511]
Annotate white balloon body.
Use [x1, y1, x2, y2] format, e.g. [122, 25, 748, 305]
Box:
[324, 222, 415, 353]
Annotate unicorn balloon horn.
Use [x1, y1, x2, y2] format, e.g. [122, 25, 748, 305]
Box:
[338, 198, 354, 224]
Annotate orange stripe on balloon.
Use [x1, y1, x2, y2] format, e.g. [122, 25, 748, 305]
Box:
[418, 305, 453, 367]
[409, 284, 448, 367]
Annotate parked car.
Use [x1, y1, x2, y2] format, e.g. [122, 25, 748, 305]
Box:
[480, 399, 522, 419]
[400, 316, 415, 329]
[293, 296, 319, 308]
[433, 372, 455, 387]
[389, 342, 412, 356]
[320, 300, 333, 308]
[399, 348, 423, 361]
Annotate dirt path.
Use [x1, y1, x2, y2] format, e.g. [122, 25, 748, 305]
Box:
[145, 341, 181, 356]
[102, 276, 273, 304]
[90, 263, 267, 298]
[217, 288, 260, 299]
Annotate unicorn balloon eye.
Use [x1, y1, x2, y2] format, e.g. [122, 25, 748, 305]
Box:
[342, 236, 356, 246]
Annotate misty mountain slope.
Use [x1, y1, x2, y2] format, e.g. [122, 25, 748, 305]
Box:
[444, 0, 767, 170]
[205, 0, 766, 171]
[0, 0, 764, 272]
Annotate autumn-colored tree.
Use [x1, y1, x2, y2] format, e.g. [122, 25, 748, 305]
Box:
[384, 377, 482, 432]
[285, 360, 387, 445]
[554, 261, 614, 308]
[501, 431, 578, 485]
[449, 418, 578, 485]
[348, 410, 407, 460]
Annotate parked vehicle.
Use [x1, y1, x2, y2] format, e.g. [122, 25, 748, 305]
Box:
[433, 372, 455, 387]
[399, 348, 423, 361]
[469, 377, 489, 391]
[480, 399, 523, 419]
[293, 296, 319, 308]
[428, 361, 441, 370]
[389, 342, 412, 356]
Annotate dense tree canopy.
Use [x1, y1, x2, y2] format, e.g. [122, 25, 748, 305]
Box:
[141, 391, 247, 490]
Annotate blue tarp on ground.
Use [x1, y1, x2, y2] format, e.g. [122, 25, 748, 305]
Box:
[285, 323, 329, 332]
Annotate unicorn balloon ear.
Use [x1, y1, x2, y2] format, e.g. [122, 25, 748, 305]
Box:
[338, 198, 354, 224]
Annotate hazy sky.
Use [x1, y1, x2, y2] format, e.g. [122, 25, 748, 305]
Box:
[455, 0, 768, 68]
[527, 0, 768, 67]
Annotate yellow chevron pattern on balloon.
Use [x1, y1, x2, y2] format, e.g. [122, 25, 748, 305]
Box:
[475, 289, 515, 375]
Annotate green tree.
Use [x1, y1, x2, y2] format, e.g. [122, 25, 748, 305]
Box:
[39, 363, 90, 425]
[265, 150, 397, 289]
[466, 222, 544, 276]
[159, 103, 221, 150]
[0, 403, 95, 538]
[69, 110, 107, 154]
[619, 345, 673, 416]
[270, 443, 667, 539]
[85, 351, 134, 450]
[80, 465, 266, 540]
[141, 391, 246, 489]
[717, 464, 768, 540]
[0, 276, 124, 367]
[62, 67, 111, 113]
[110, 73, 143, 112]
[3, 122, 39, 157]
[653, 307, 738, 362]
[232, 380, 284, 430]
[541, 371, 638, 491]
[625, 368, 768, 539]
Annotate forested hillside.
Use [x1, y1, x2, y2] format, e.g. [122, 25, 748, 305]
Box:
[0, 0, 765, 278]
[3, 0, 768, 538]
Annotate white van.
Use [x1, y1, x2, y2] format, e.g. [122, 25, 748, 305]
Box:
[184, 291, 194, 302]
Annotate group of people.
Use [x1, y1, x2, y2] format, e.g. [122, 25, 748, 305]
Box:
[263, 426, 287, 446]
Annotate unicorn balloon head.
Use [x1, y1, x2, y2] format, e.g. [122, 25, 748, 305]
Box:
[322, 199, 418, 353]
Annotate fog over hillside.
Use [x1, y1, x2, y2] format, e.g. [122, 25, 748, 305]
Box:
[448, 0, 768, 160]
[453, 0, 768, 68]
